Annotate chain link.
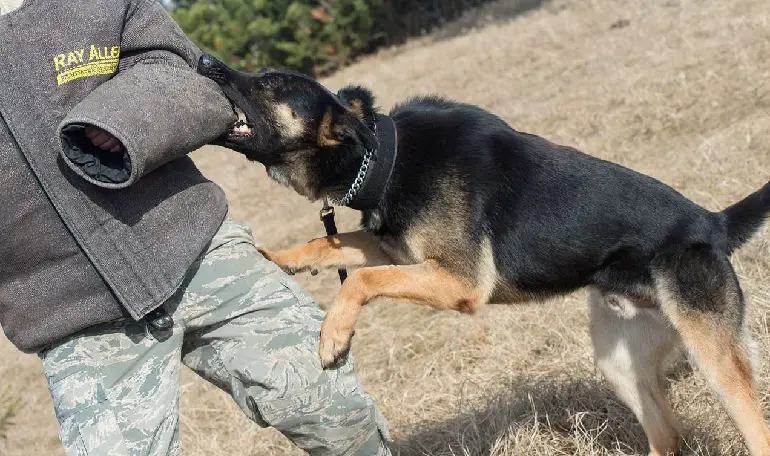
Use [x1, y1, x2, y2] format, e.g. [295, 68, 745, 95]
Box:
[337, 118, 378, 207]
[340, 148, 373, 206]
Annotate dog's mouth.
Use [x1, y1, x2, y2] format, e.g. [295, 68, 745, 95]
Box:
[229, 105, 254, 139]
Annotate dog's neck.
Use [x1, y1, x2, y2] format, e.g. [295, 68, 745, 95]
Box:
[315, 145, 370, 202]
[0, 0, 24, 15]
[319, 114, 398, 210]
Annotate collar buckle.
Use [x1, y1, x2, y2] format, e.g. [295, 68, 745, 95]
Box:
[320, 198, 335, 221]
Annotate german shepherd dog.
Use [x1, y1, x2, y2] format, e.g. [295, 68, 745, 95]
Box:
[197, 54, 770, 456]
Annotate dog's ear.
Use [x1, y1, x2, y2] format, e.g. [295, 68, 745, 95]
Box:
[337, 85, 376, 120]
[318, 106, 377, 150]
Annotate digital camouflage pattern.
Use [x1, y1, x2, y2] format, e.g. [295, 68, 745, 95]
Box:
[39, 219, 391, 456]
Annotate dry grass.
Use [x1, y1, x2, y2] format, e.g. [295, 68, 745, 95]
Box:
[2, 0, 770, 454]
[0, 386, 20, 454]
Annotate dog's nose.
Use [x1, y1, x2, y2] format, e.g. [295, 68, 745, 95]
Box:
[197, 54, 229, 83]
[197, 54, 219, 72]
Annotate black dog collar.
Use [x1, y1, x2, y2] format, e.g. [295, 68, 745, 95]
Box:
[320, 113, 397, 285]
[343, 113, 398, 211]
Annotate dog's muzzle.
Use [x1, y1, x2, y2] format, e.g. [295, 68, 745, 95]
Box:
[197, 54, 229, 84]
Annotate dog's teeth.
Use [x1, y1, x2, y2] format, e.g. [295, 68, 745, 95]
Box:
[231, 123, 253, 136]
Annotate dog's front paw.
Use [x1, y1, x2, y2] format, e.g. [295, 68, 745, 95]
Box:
[259, 248, 318, 276]
[319, 315, 355, 369]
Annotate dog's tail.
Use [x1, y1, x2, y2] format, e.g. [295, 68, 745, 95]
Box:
[722, 180, 770, 254]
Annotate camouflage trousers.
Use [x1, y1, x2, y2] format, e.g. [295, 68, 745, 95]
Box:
[39, 219, 391, 456]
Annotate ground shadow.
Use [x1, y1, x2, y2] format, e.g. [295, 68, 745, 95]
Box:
[389, 370, 725, 456]
[376, 0, 553, 50]
[429, 0, 553, 42]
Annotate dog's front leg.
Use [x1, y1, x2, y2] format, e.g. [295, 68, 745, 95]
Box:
[319, 261, 482, 368]
[260, 230, 392, 275]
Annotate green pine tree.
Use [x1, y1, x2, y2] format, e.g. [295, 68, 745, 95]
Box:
[171, 0, 384, 76]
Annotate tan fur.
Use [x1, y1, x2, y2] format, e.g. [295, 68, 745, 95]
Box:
[267, 232, 498, 315]
[348, 99, 365, 118]
[266, 158, 317, 199]
[487, 246, 536, 305]
[654, 276, 770, 456]
[673, 316, 770, 455]
[317, 108, 342, 146]
[395, 173, 476, 276]
[475, 236, 499, 306]
[319, 261, 485, 367]
[267, 174, 511, 366]
[261, 230, 392, 272]
[274, 103, 305, 139]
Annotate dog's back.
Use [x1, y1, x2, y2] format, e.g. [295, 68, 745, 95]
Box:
[379, 97, 770, 453]
[384, 96, 725, 298]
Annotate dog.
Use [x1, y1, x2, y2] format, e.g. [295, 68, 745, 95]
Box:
[197, 54, 770, 456]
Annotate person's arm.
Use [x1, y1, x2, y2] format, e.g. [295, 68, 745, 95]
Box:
[84, 126, 122, 154]
[57, 0, 235, 189]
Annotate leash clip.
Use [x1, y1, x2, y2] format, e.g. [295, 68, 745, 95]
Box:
[320, 201, 335, 221]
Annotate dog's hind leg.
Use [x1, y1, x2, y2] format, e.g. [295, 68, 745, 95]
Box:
[589, 288, 683, 456]
[654, 244, 770, 456]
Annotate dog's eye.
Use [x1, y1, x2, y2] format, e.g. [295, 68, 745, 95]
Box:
[291, 110, 298, 119]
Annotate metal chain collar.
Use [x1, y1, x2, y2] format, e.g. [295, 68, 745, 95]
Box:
[339, 148, 373, 206]
[338, 117, 378, 207]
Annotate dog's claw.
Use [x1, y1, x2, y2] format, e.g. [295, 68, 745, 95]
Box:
[321, 344, 351, 370]
[280, 265, 319, 276]
[319, 327, 354, 369]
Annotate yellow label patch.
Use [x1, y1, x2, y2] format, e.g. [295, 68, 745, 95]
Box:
[53, 44, 120, 86]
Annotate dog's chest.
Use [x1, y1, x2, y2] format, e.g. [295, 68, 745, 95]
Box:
[364, 209, 427, 264]
[378, 234, 424, 265]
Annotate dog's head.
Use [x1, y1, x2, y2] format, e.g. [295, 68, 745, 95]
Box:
[197, 54, 377, 199]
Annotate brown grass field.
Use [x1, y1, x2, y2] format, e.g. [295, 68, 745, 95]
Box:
[3, 0, 770, 454]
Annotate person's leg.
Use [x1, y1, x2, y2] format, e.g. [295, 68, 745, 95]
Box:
[174, 218, 391, 456]
[39, 319, 184, 456]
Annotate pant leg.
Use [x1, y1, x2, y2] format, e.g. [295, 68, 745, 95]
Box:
[175, 219, 391, 456]
[39, 320, 183, 456]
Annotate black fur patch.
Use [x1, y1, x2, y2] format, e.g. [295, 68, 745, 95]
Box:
[337, 85, 377, 122]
